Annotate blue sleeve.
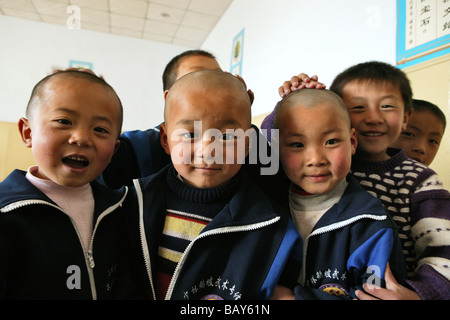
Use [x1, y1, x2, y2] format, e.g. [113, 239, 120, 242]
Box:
[293, 228, 396, 300]
[258, 219, 302, 299]
[347, 228, 394, 294]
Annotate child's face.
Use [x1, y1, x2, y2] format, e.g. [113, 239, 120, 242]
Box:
[391, 110, 444, 166]
[160, 87, 251, 189]
[341, 80, 410, 161]
[279, 103, 357, 195]
[20, 78, 121, 187]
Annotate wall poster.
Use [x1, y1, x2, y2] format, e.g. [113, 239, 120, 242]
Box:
[397, 0, 450, 68]
[230, 28, 244, 76]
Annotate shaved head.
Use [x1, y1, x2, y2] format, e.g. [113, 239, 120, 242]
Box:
[274, 89, 351, 129]
[26, 70, 123, 133]
[164, 70, 251, 125]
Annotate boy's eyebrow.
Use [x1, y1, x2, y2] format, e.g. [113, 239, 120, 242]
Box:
[285, 127, 345, 137]
[379, 94, 402, 101]
[175, 119, 198, 126]
[348, 94, 400, 102]
[54, 107, 114, 125]
[175, 119, 242, 126]
[407, 124, 443, 136]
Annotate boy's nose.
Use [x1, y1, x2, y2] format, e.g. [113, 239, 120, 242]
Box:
[412, 144, 426, 155]
[365, 108, 384, 124]
[194, 136, 219, 163]
[68, 128, 93, 147]
[306, 148, 327, 167]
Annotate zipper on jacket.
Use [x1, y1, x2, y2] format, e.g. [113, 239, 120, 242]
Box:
[2, 199, 98, 298]
[1, 188, 128, 300]
[86, 251, 95, 268]
[83, 188, 129, 299]
[300, 213, 387, 285]
[134, 180, 281, 300]
[164, 216, 280, 300]
[134, 180, 157, 300]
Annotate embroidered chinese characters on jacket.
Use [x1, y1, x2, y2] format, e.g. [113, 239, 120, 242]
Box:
[184, 275, 242, 300]
[306, 268, 349, 297]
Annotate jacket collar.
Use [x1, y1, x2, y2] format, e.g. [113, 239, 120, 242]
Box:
[137, 164, 283, 231]
[0, 169, 127, 217]
[203, 168, 281, 232]
[312, 175, 387, 231]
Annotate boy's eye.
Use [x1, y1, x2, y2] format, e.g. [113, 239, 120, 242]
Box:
[325, 138, 339, 146]
[429, 139, 440, 145]
[350, 105, 365, 111]
[289, 142, 304, 148]
[180, 132, 197, 140]
[56, 119, 71, 125]
[381, 104, 396, 109]
[401, 131, 414, 138]
[220, 133, 236, 141]
[94, 127, 110, 134]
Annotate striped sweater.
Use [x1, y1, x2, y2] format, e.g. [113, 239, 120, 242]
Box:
[155, 168, 238, 300]
[350, 148, 450, 300]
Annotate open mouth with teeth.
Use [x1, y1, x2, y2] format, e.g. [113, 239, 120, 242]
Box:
[362, 132, 385, 137]
[62, 156, 89, 169]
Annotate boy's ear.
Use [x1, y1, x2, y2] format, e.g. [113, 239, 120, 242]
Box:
[159, 123, 171, 155]
[18, 117, 32, 148]
[113, 139, 121, 155]
[350, 128, 358, 155]
[402, 109, 412, 131]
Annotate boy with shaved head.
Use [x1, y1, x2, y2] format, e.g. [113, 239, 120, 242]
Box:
[271, 89, 405, 300]
[0, 70, 134, 299]
[125, 70, 301, 300]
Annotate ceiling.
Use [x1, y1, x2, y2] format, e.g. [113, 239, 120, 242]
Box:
[0, 0, 233, 48]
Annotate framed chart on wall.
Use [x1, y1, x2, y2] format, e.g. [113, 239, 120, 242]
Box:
[69, 60, 93, 70]
[230, 28, 244, 76]
[396, 0, 450, 69]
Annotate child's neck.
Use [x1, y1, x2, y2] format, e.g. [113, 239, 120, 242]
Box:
[290, 179, 348, 212]
[26, 166, 95, 251]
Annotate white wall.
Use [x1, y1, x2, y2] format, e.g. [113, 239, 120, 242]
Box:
[202, 0, 397, 117]
[0, 15, 190, 131]
[0, 1, 398, 130]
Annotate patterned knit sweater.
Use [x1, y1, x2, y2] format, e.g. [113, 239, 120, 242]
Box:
[155, 167, 239, 300]
[350, 148, 450, 300]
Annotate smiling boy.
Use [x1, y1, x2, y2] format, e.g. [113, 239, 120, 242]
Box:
[272, 89, 405, 299]
[125, 70, 301, 300]
[330, 61, 450, 300]
[390, 99, 446, 166]
[0, 71, 133, 299]
[20, 71, 122, 187]
[262, 62, 450, 299]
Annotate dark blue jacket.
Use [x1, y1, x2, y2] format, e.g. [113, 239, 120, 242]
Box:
[294, 176, 407, 300]
[124, 165, 302, 300]
[0, 170, 135, 299]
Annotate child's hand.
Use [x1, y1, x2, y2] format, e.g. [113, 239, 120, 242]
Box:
[278, 73, 326, 98]
[269, 285, 295, 300]
[355, 264, 421, 300]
